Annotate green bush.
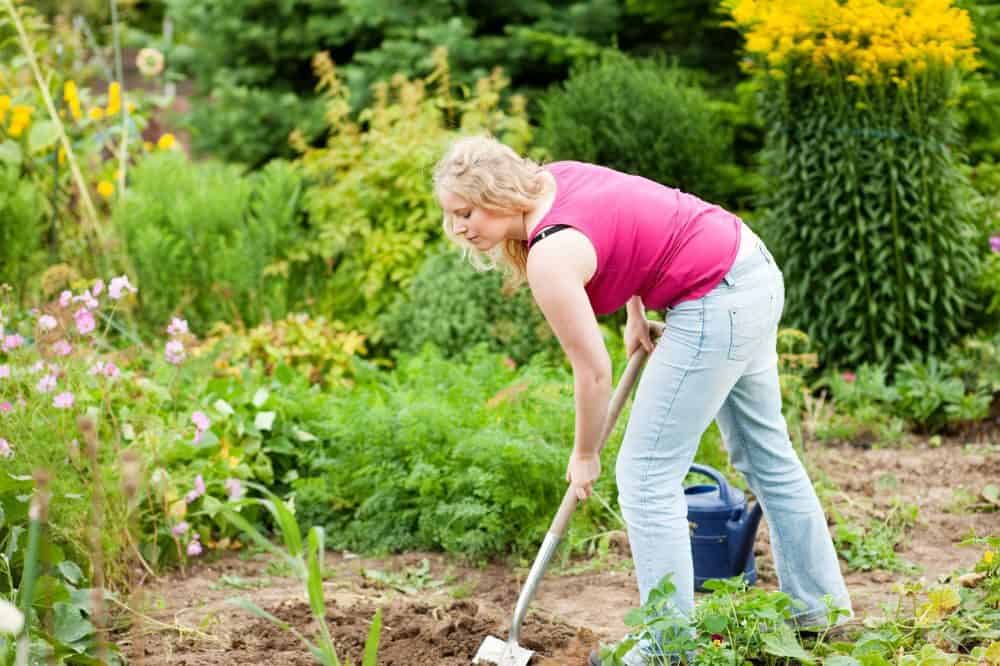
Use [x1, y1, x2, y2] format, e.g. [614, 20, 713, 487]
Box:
[537, 54, 736, 204]
[0, 165, 47, 302]
[114, 152, 312, 334]
[379, 247, 559, 366]
[165, 0, 640, 166]
[757, 80, 983, 369]
[293, 50, 533, 338]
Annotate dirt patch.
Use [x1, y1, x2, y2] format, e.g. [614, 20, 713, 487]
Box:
[120, 438, 998, 665]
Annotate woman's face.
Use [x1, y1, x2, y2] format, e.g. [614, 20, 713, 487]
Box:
[438, 189, 522, 252]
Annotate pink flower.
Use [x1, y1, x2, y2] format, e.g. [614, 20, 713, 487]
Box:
[108, 275, 137, 300]
[29, 361, 44, 374]
[225, 478, 244, 501]
[0, 439, 11, 458]
[165, 340, 185, 365]
[103, 361, 120, 378]
[74, 308, 96, 335]
[88, 361, 105, 376]
[0, 402, 12, 414]
[172, 521, 189, 537]
[72, 292, 98, 310]
[187, 535, 202, 557]
[91, 279, 104, 297]
[185, 474, 206, 503]
[36, 374, 57, 393]
[991, 235, 1000, 253]
[167, 317, 189, 338]
[842, 371, 857, 383]
[0, 365, 9, 379]
[52, 340, 72, 357]
[1, 335, 24, 352]
[53, 391, 75, 409]
[59, 291, 72, 308]
[38, 314, 58, 332]
[191, 411, 210, 431]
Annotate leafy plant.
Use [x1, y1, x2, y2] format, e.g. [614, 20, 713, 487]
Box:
[222, 485, 382, 666]
[538, 53, 736, 205]
[113, 152, 311, 334]
[203, 313, 367, 388]
[293, 48, 533, 337]
[731, 0, 985, 369]
[379, 246, 559, 365]
[832, 499, 920, 574]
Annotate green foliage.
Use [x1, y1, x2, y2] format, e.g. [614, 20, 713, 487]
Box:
[294, 50, 532, 337]
[978, 251, 1000, 319]
[204, 313, 367, 388]
[0, 165, 47, 303]
[379, 246, 559, 365]
[288, 346, 581, 558]
[538, 53, 736, 204]
[114, 152, 311, 334]
[758, 75, 984, 369]
[165, 0, 634, 166]
[956, 0, 1000, 165]
[818, 328, 997, 434]
[603, 574, 844, 665]
[832, 499, 919, 573]
[221, 486, 382, 666]
[603, 539, 1000, 664]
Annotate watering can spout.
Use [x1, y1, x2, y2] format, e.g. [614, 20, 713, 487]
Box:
[728, 501, 764, 578]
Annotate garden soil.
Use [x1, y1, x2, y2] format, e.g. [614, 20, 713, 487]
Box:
[121, 435, 998, 665]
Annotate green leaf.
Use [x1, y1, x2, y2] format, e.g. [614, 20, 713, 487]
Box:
[0, 140, 22, 164]
[52, 601, 94, 645]
[255, 411, 276, 431]
[28, 121, 59, 154]
[761, 624, 814, 664]
[825, 657, 861, 666]
[56, 561, 83, 585]
[362, 607, 383, 666]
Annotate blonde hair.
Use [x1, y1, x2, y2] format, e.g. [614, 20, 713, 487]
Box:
[433, 135, 547, 289]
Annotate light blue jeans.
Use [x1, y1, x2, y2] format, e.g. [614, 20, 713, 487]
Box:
[616, 240, 852, 630]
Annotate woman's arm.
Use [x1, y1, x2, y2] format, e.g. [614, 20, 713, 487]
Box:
[527, 231, 609, 499]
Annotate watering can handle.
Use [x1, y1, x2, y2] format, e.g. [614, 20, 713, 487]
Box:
[549, 320, 665, 538]
[687, 463, 733, 506]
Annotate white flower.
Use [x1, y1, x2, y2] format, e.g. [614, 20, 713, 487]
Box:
[38, 314, 58, 332]
[0, 599, 24, 634]
[108, 275, 137, 300]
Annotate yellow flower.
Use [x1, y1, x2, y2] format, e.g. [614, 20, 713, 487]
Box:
[97, 180, 114, 199]
[0, 94, 11, 123]
[88, 107, 104, 121]
[985, 550, 995, 565]
[57, 146, 66, 165]
[63, 80, 78, 104]
[106, 81, 121, 116]
[157, 133, 176, 150]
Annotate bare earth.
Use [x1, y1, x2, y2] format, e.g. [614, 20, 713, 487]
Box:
[120, 436, 999, 665]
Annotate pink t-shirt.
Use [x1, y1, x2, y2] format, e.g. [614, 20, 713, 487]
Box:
[527, 161, 741, 315]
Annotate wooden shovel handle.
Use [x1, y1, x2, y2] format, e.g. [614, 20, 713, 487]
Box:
[549, 319, 664, 538]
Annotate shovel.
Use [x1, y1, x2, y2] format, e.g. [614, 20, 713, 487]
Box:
[473, 321, 664, 666]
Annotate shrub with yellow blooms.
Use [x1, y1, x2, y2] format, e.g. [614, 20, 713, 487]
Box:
[726, 0, 979, 85]
[727, 0, 986, 369]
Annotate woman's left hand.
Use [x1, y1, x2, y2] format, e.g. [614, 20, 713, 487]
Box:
[566, 452, 601, 501]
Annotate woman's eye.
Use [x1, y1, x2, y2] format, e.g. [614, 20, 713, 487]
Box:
[460, 210, 471, 219]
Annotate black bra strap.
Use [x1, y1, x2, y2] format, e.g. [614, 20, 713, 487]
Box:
[528, 224, 571, 249]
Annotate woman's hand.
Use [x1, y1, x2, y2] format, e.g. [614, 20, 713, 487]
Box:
[566, 452, 601, 501]
[624, 314, 654, 357]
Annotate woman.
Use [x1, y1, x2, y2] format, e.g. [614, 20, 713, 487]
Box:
[433, 135, 852, 664]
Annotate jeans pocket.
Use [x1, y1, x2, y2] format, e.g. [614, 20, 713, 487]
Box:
[728, 294, 774, 361]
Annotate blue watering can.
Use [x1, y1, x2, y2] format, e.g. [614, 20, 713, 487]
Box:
[685, 464, 764, 591]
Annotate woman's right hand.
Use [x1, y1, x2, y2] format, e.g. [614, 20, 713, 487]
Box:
[624, 315, 655, 357]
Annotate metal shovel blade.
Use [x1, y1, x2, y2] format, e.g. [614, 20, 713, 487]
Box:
[472, 635, 534, 666]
